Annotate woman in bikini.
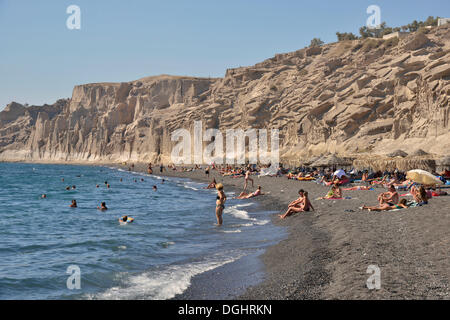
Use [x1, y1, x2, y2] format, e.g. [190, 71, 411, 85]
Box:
[411, 185, 428, 205]
[215, 183, 226, 226]
[204, 178, 217, 189]
[243, 167, 254, 192]
[362, 198, 410, 211]
[236, 186, 264, 199]
[323, 183, 342, 199]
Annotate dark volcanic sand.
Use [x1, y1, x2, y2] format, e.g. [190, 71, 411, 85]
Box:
[123, 164, 450, 300]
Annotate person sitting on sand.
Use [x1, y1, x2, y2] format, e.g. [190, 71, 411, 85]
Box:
[411, 185, 428, 205]
[279, 190, 314, 219]
[361, 198, 410, 212]
[323, 183, 342, 199]
[70, 199, 77, 208]
[119, 215, 134, 224]
[215, 183, 226, 226]
[288, 189, 305, 208]
[236, 186, 264, 199]
[204, 178, 217, 189]
[377, 185, 399, 206]
[97, 202, 108, 211]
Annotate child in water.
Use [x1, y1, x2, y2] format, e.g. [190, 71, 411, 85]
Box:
[70, 200, 77, 208]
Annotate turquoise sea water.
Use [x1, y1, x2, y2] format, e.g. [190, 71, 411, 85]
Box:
[0, 163, 284, 300]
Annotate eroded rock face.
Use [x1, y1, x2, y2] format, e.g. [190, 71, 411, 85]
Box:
[1, 26, 450, 164]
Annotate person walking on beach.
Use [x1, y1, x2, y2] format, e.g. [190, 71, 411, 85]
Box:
[215, 183, 226, 226]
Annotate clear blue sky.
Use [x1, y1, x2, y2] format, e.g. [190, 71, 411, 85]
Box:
[0, 0, 448, 109]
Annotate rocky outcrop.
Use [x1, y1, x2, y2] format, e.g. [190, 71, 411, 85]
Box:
[1, 25, 450, 164]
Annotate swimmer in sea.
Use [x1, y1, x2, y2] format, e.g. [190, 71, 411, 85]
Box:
[96, 184, 99, 188]
[70, 199, 77, 208]
[97, 202, 108, 211]
[120, 178, 123, 182]
[107, 184, 110, 189]
[66, 186, 70, 191]
[215, 183, 226, 226]
[72, 185, 76, 190]
[119, 215, 134, 224]
[153, 185, 157, 191]
[41, 194, 47, 199]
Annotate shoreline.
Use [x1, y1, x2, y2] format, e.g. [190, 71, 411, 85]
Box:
[118, 163, 333, 300]
[118, 163, 450, 299]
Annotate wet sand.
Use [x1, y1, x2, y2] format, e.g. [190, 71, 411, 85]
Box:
[124, 164, 450, 300]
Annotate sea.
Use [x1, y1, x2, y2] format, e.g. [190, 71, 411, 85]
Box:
[0, 163, 285, 300]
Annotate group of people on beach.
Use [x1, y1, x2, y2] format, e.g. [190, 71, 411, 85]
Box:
[197, 162, 449, 225]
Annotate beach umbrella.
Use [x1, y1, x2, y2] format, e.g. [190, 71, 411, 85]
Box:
[406, 169, 443, 185]
[438, 156, 450, 166]
[333, 169, 347, 178]
[408, 149, 429, 157]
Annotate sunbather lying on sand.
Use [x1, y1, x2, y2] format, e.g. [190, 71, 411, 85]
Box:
[361, 198, 410, 211]
[343, 186, 373, 191]
[235, 186, 264, 199]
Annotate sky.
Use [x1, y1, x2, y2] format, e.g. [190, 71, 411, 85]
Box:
[0, 0, 449, 110]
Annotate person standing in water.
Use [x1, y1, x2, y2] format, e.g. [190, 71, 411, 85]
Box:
[215, 183, 226, 226]
[243, 166, 254, 192]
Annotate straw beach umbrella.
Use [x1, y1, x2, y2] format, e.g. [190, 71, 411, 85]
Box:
[387, 149, 408, 158]
[438, 156, 450, 166]
[406, 169, 443, 185]
[408, 149, 429, 157]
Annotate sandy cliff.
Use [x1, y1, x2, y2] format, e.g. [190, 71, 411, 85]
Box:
[1, 25, 449, 164]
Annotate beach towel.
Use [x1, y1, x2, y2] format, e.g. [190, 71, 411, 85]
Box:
[297, 177, 315, 181]
[316, 196, 353, 200]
